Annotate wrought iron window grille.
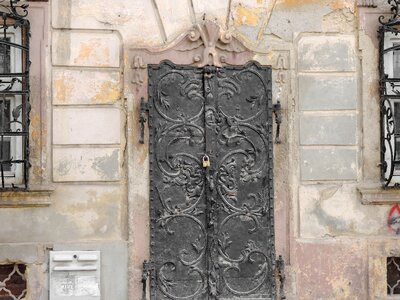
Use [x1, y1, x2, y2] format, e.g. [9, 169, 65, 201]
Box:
[387, 257, 400, 295]
[379, 1, 400, 187]
[0, 264, 27, 300]
[0, 0, 30, 190]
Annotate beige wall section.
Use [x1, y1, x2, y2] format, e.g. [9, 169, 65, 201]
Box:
[0, 1, 128, 299]
[47, 0, 390, 299]
[52, 69, 121, 105]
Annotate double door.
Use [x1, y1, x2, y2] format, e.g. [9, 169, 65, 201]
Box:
[148, 61, 275, 299]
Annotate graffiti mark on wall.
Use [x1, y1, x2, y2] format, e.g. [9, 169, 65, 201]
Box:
[388, 204, 400, 234]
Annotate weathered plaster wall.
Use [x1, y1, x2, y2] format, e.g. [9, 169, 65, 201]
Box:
[0, 1, 129, 299]
[121, 1, 399, 299]
[0, 0, 397, 299]
[122, 0, 381, 299]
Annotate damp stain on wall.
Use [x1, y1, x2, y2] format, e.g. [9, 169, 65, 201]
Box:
[92, 149, 119, 180]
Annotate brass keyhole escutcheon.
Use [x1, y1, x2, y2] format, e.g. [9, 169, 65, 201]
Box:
[202, 155, 210, 168]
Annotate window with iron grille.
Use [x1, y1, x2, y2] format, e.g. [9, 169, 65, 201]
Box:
[0, 264, 27, 300]
[379, 1, 400, 187]
[388, 257, 400, 295]
[0, 0, 30, 189]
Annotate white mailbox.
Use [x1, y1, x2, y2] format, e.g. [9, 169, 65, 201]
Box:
[49, 251, 101, 300]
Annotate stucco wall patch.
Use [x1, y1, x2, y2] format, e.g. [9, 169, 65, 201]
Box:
[295, 239, 368, 300]
[53, 69, 121, 105]
[300, 184, 387, 237]
[92, 149, 120, 181]
[53, 148, 120, 182]
[52, 31, 120, 67]
[298, 35, 356, 71]
[322, 7, 356, 32]
[53, 108, 121, 144]
[233, 4, 263, 27]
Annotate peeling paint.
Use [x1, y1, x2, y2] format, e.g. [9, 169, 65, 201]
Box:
[233, 4, 262, 27]
[329, 0, 354, 11]
[93, 81, 120, 103]
[53, 70, 121, 105]
[30, 114, 41, 145]
[48, 186, 123, 239]
[320, 185, 340, 201]
[54, 77, 70, 103]
[278, 0, 318, 8]
[322, 7, 355, 33]
[329, 277, 352, 298]
[73, 39, 111, 67]
[312, 201, 348, 234]
[295, 240, 368, 299]
[56, 160, 71, 177]
[78, 2, 133, 26]
[92, 149, 119, 180]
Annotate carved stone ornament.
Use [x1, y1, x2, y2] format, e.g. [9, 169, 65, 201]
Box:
[131, 20, 251, 69]
[131, 55, 146, 87]
[184, 20, 247, 67]
[129, 20, 253, 96]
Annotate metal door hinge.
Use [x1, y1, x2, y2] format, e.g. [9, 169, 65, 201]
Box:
[273, 101, 282, 144]
[141, 260, 154, 300]
[139, 97, 149, 144]
[276, 255, 286, 299]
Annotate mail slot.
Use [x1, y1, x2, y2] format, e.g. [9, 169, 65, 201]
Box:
[49, 251, 101, 299]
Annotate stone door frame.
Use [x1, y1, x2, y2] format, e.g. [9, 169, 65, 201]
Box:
[126, 20, 293, 298]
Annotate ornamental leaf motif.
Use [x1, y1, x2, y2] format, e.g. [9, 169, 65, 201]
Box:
[192, 235, 205, 253]
[218, 158, 238, 203]
[159, 273, 177, 292]
[218, 232, 232, 252]
[240, 156, 262, 183]
[162, 157, 203, 205]
[159, 91, 170, 110]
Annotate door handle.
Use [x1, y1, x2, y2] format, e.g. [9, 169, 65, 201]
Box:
[139, 97, 149, 144]
[273, 101, 282, 144]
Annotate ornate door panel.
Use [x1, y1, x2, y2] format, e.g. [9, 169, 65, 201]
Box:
[148, 61, 274, 300]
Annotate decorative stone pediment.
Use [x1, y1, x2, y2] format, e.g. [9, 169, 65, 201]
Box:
[174, 20, 247, 67]
[129, 20, 253, 94]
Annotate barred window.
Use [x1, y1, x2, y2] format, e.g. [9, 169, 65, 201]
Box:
[0, 264, 27, 300]
[388, 257, 400, 295]
[0, 1, 30, 189]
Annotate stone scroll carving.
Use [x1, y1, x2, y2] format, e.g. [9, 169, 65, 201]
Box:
[130, 20, 252, 74]
[182, 20, 247, 67]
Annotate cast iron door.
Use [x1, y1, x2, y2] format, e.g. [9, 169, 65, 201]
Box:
[148, 61, 275, 299]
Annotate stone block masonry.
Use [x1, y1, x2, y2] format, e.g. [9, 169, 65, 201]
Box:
[298, 34, 358, 181]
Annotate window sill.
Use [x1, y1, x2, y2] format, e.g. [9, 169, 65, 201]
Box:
[0, 185, 54, 208]
[358, 183, 400, 205]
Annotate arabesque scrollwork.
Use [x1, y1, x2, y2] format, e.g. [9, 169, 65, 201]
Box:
[148, 61, 275, 299]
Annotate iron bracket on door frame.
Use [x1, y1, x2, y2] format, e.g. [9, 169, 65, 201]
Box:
[276, 255, 286, 299]
[139, 97, 149, 144]
[273, 101, 282, 144]
[141, 260, 154, 300]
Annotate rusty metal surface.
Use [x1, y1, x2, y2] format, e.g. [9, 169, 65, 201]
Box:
[148, 61, 274, 299]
